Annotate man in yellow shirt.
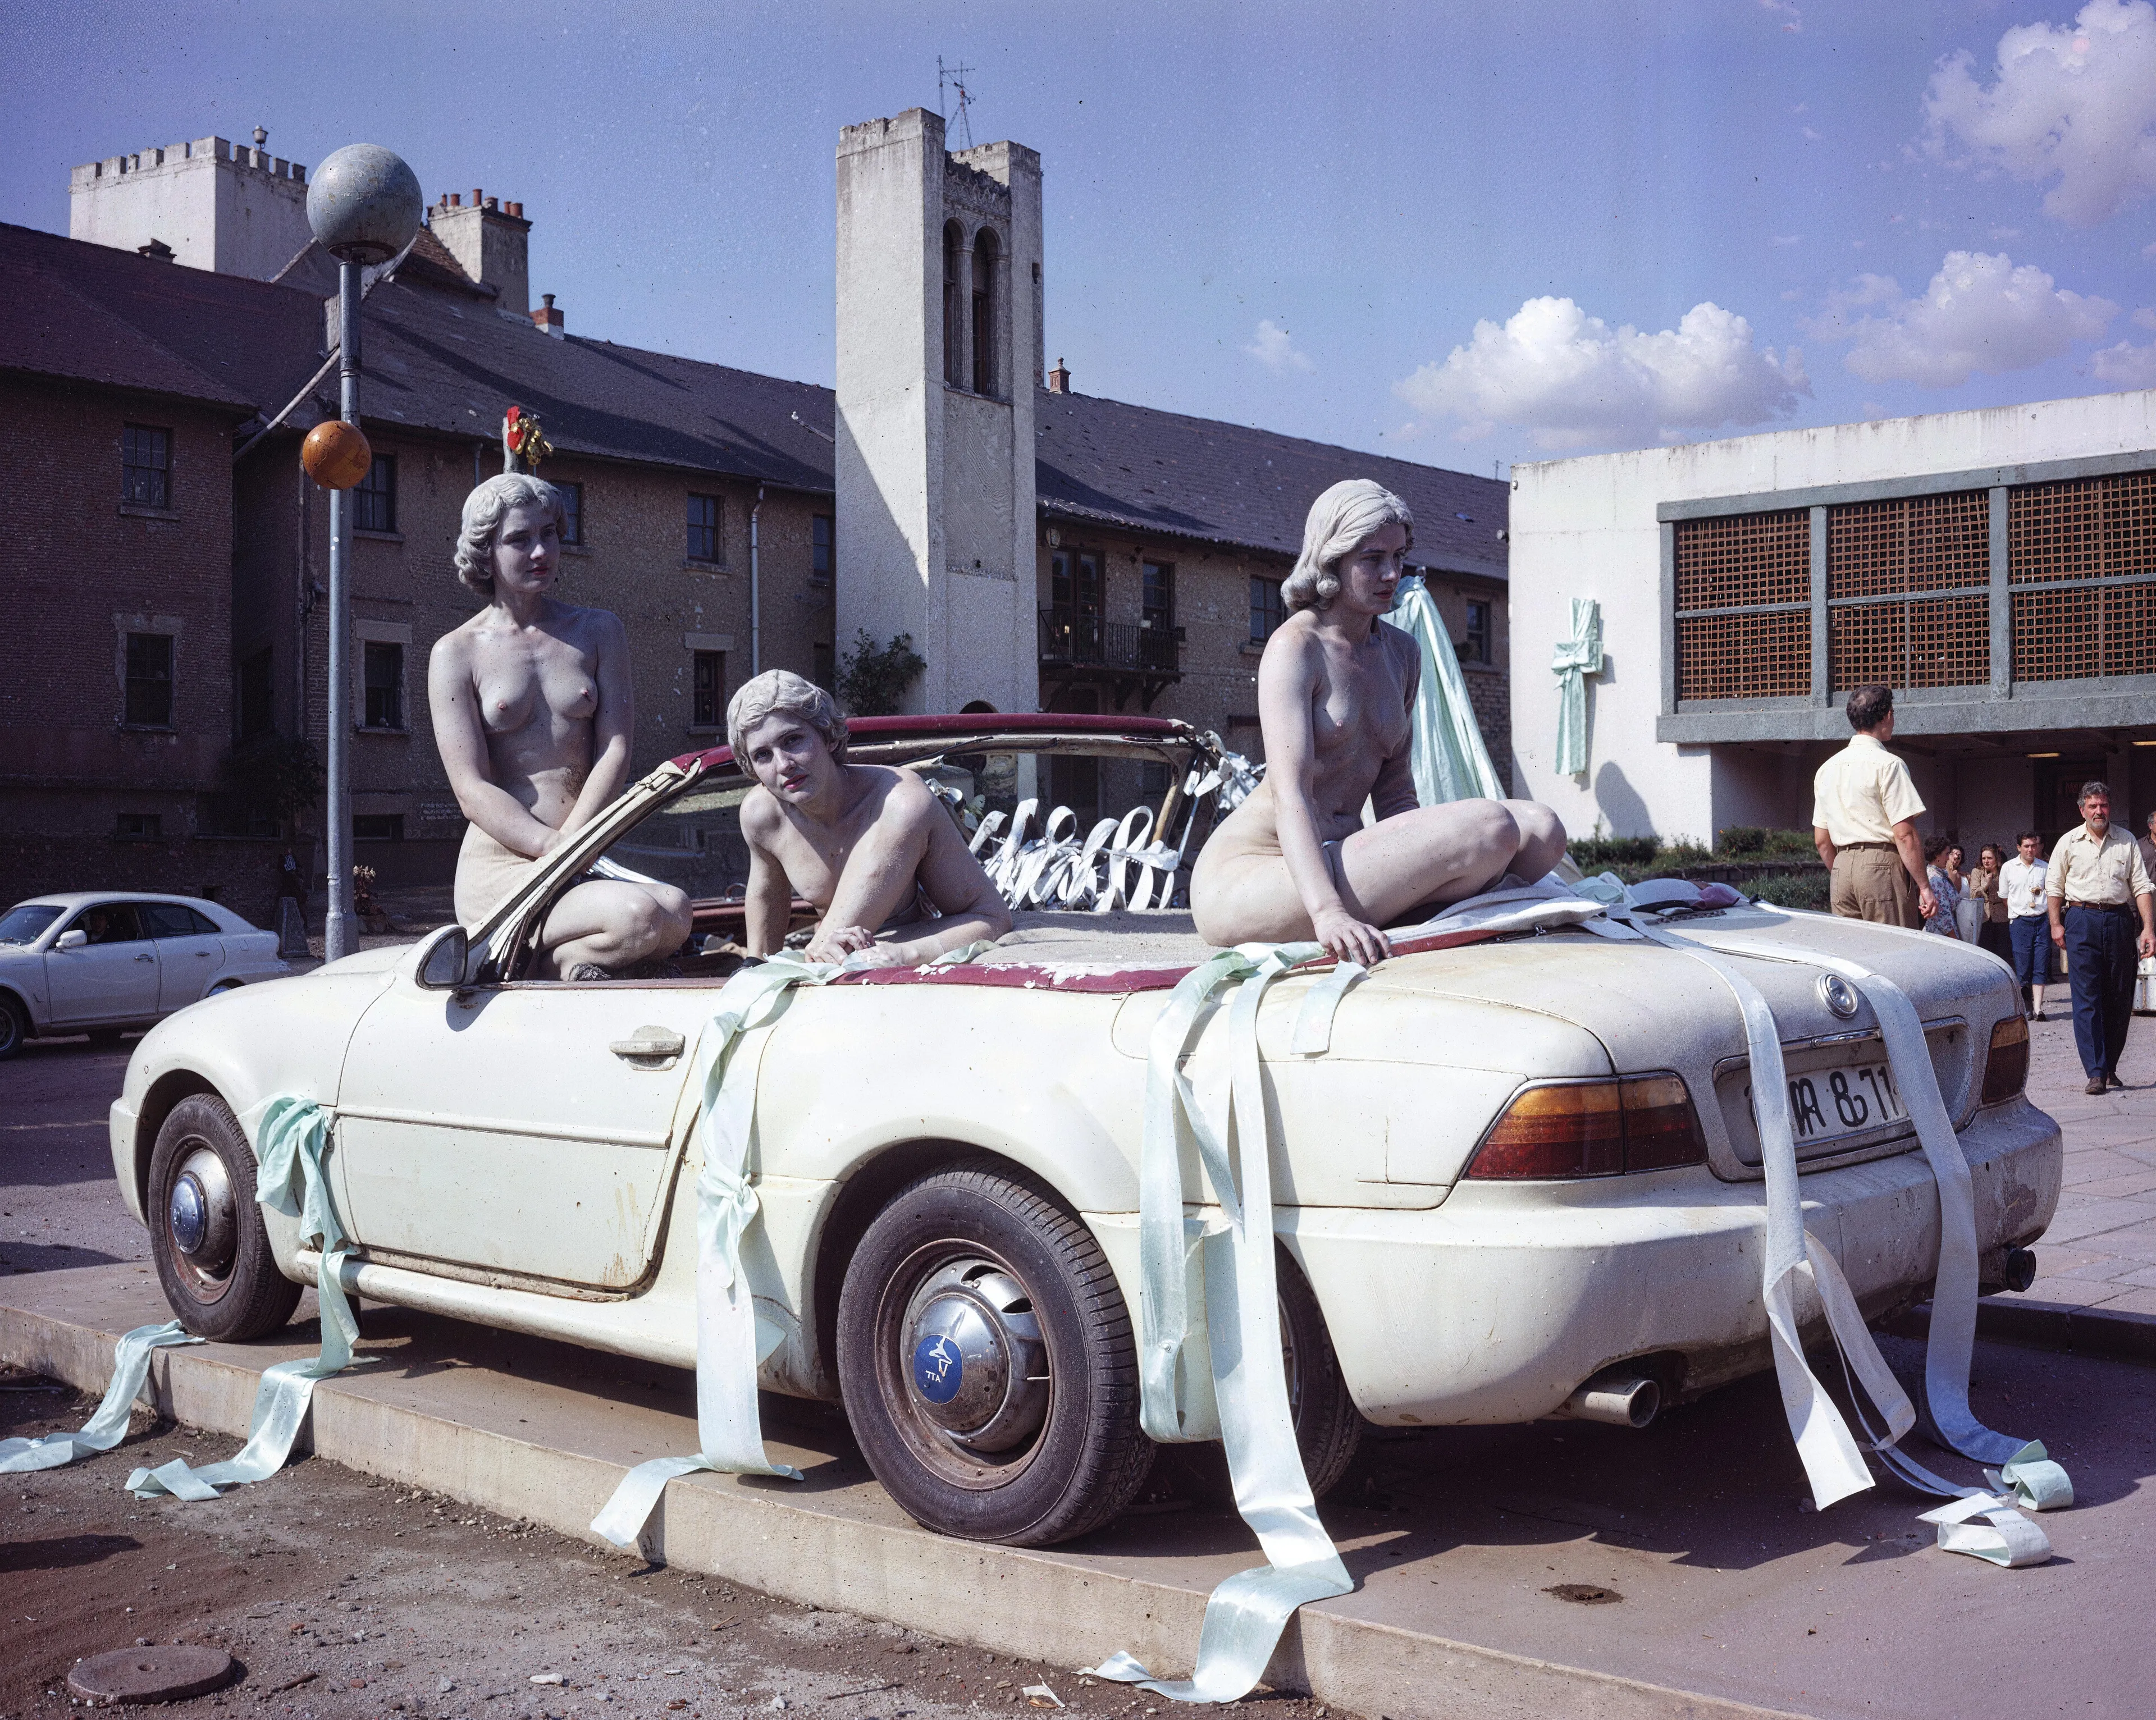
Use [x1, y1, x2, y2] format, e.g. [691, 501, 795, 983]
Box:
[1811, 685, 1935, 928]
[2045, 780, 2156, 1094]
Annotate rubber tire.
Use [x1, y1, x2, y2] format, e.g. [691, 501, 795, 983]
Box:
[1163, 1249, 1365, 1511]
[837, 1160, 1154, 1547]
[148, 1093, 303, 1342]
[0, 992, 26, 1061]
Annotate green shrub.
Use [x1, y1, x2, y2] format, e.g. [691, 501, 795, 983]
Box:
[1744, 870, 1832, 911]
[837, 630, 926, 716]
[1569, 835, 1659, 869]
[1717, 826, 1818, 859]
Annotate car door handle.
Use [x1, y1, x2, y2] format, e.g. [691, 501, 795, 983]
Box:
[134, 953, 154, 963]
[610, 1027, 686, 1067]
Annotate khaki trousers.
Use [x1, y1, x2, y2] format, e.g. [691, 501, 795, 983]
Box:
[1831, 845, 1921, 928]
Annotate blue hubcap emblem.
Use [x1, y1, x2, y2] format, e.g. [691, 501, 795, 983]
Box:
[170, 1175, 208, 1254]
[911, 1333, 963, 1404]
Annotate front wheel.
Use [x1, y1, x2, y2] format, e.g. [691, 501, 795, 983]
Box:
[148, 1094, 302, 1341]
[0, 992, 27, 1060]
[837, 1161, 1154, 1546]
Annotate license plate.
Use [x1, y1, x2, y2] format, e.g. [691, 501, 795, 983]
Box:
[1785, 1061, 1906, 1144]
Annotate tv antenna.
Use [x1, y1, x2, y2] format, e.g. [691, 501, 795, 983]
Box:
[938, 56, 977, 150]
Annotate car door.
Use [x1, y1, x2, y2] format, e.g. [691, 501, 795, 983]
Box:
[140, 902, 225, 1012]
[43, 902, 161, 1026]
[332, 971, 728, 1292]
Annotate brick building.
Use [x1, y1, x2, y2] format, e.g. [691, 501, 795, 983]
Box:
[4, 126, 1511, 921]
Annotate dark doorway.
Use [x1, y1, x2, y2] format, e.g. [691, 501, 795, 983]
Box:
[2034, 754, 2108, 845]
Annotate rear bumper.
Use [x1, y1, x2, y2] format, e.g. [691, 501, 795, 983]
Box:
[1282, 1097, 2059, 1426]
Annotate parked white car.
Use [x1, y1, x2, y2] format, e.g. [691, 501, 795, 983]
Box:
[106, 718, 2060, 1547]
[0, 891, 289, 1059]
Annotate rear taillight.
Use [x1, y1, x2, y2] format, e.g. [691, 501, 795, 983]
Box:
[1467, 1073, 1707, 1179]
[1981, 1014, 2029, 1105]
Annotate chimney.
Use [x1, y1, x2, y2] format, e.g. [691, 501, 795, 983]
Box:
[431, 189, 532, 314]
[531, 291, 565, 338]
[136, 238, 176, 262]
[1047, 357, 1071, 395]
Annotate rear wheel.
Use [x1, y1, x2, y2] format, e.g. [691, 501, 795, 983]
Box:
[837, 1160, 1154, 1546]
[148, 1094, 301, 1341]
[0, 993, 26, 1061]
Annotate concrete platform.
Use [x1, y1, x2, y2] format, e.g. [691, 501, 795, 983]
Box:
[5, 1265, 2151, 1720]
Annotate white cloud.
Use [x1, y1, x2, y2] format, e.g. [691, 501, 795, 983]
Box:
[1760, 0, 1802, 32]
[2134, 305, 2156, 328]
[1395, 296, 1810, 451]
[2090, 339, 2156, 383]
[1243, 319, 1313, 374]
[1923, 0, 2156, 226]
[1803, 250, 2116, 386]
[1771, 234, 1802, 245]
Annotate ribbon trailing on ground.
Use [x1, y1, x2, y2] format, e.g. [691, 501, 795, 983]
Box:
[1587, 890, 2071, 1562]
[0, 1321, 199, 1475]
[592, 952, 864, 1548]
[1090, 943, 1363, 1704]
[129, 1095, 372, 1501]
[1380, 574, 1504, 806]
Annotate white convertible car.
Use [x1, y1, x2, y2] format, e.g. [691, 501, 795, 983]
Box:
[107, 716, 2059, 1547]
[0, 891, 287, 1059]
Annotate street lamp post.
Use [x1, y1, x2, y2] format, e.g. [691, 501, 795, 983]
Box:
[304, 146, 421, 962]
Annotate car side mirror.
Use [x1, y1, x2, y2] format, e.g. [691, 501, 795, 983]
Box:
[416, 926, 469, 990]
[54, 929, 87, 951]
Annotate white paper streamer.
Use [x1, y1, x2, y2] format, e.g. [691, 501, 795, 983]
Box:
[0, 1321, 199, 1474]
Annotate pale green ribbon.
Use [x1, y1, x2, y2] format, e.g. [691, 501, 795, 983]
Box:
[590, 944, 990, 1548]
[0, 1321, 199, 1474]
[129, 1095, 372, 1501]
[1589, 891, 2072, 1564]
[1550, 596, 1603, 777]
[1089, 943, 1363, 1704]
[1381, 574, 1504, 805]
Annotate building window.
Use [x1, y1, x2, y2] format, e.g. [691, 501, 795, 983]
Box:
[943, 222, 965, 388]
[812, 641, 835, 692]
[1141, 560, 1176, 671]
[237, 647, 274, 740]
[353, 454, 396, 533]
[122, 424, 171, 509]
[116, 812, 162, 841]
[693, 649, 724, 727]
[363, 641, 405, 730]
[353, 813, 405, 843]
[124, 632, 174, 727]
[687, 492, 721, 563]
[1249, 577, 1285, 645]
[812, 514, 834, 583]
[1046, 549, 1103, 661]
[971, 228, 999, 397]
[1462, 599, 1491, 665]
[558, 481, 583, 545]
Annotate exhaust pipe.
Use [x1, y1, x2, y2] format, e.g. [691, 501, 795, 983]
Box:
[1560, 1369, 1661, 1428]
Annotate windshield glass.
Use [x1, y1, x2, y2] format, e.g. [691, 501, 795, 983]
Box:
[0, 904, 63, 946]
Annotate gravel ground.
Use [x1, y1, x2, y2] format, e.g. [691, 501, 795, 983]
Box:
[1, 1376, 1347, 1720]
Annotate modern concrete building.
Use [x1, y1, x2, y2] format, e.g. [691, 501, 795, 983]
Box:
[1509, 390, 2156, 847]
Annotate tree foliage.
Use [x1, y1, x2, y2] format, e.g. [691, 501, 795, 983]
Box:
[837, 630, 926, 716]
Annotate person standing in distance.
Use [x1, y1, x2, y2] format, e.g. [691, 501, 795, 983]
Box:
[2000, 832, 2052, 1018]
[2140, 807, 2156, 887]
[1811, 685, 1935, 927]
[2044, 782, 2156, 1095]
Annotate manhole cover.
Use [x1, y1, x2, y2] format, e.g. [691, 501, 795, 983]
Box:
[68, 1645, 235, 1704]
[1545, 1583, 1623, 1605]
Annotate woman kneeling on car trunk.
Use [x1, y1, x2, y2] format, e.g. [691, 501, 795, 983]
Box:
[1189, 478, 1566, 966]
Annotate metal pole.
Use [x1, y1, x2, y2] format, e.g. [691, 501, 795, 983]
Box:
[323, 259, 362, 962]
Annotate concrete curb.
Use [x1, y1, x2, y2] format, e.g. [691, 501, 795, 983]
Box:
[1887, 1296, 2156, 1366]
[1, 1293, 1810, 1720]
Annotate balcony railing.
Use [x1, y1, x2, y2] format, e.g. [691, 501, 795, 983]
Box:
[1038, 609, 1182, 675]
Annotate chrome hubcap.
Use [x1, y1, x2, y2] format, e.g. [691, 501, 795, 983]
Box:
[900, 1260, 1048, 1454]
[167, 1146, 236, 1278]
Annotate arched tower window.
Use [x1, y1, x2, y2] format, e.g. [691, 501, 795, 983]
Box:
[971, 227, 1001, 397]
[942, 222, 966, 388]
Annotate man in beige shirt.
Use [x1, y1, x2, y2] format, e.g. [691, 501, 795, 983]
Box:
[2045, 780, 2156, 1094]
[1811, 685, 1935, 928]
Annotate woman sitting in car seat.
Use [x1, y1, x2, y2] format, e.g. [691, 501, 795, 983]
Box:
[1189, 478, 1566, 966]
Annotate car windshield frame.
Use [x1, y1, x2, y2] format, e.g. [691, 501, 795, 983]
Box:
[0, 904, 63, 946]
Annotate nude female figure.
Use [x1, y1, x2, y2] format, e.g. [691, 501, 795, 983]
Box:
[1189, 478, 1567, 966]
[428, 474, 692, 977]
[730, 670, 1011, 967]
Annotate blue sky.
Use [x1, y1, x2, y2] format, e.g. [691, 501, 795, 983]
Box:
[5, 0, 2153, 476]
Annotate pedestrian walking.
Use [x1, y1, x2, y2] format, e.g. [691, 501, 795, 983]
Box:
[1811, 685, 1935, 928]
[2002, 832, 2052, 1018]
[2140, 807, 2156, 886]
[1968, 843, 2013, 963]
[2044, 781, 2156, 1095]
[1924, 834, 1963, 938]
[277, 846, 305, 901]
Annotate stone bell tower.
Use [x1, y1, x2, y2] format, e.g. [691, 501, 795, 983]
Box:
[834, 109, 1043, 714]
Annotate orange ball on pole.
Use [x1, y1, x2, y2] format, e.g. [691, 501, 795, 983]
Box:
[302, 419, 373, 491]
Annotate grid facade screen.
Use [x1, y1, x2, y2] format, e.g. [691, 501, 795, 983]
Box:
[1826, 490, 1987, 598]
[1677, 611, 1810, 701]
[1673, 509, 1808, 611]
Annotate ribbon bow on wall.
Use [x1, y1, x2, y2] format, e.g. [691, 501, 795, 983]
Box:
[1551, 596, 1604, 777]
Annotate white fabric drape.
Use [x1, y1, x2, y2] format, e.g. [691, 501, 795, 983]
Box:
[1380, 575, 1504, 804]
[1551, 596, 1604, 777]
